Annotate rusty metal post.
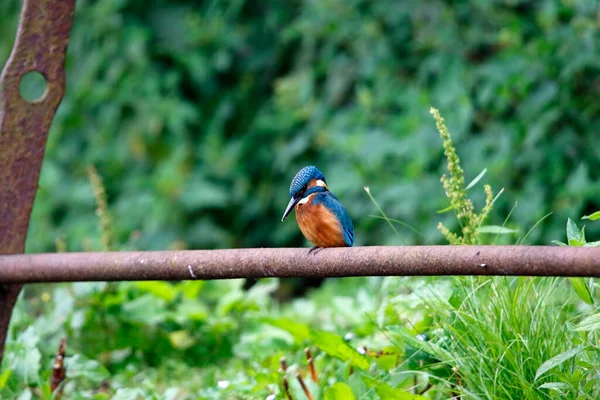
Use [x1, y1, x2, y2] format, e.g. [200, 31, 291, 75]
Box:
[0, 0, 75, 365]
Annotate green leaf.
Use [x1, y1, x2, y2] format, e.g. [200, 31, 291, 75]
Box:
[169, 330, 196, 350]
[310, 330, 369, 370]
[246, 279, 279, 303]
[121, 294, 167, 325]
[568, 278, 594, 305]
[17, 389, 32, 400]
[362, 375, 428, 399]
[112, 388, 144, 400]
[465, 168, 487, 190]
[575, 313, 600, 332]
[262, 317, 311, 342]
[65, 354, 111, 383]
[347, 373, 368, 399]
[476, 225, 519, 234]
[0, 369, 10, 389]
[581, 211, 600, 221]
[436, 204, 454, 214]
[174, 300, 209, 323]
[535, 346, 585, 381]
[179, 281, 205, 299]
[373, 347, 399, 371]
[39, 382, 52, 399]
[566, 218, 585, 246]
[584, 241, 600, 247]
[324, 383, 356, 400]
[134, 281, 178, 302]
[551, 240, 568, 247]
[539, 382, 570, 390]
[8, 327, 41, 385]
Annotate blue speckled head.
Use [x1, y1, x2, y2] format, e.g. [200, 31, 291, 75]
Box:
[289, 166, 326, 198]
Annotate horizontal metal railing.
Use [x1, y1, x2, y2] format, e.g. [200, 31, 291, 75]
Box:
[1, 246, 599, 284]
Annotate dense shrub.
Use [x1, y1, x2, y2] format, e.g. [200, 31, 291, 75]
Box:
[2, 0, 599, 252]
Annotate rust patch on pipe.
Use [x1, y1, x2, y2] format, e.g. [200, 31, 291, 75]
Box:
[0, 0, 75, 365]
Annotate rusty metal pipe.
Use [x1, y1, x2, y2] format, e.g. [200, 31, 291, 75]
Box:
[0, 246, 599, 283]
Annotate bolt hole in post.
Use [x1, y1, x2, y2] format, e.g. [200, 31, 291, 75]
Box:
[19, 70, 47, 102]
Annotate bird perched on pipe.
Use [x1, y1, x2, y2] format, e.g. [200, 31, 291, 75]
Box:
[281, 166, 354, 253]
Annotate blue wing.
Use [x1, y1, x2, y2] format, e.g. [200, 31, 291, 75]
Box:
[314, 192, 354, 246]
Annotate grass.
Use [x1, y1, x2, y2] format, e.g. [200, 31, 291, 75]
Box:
[435, 277, 590, 399]
[366, 108, 600, 399]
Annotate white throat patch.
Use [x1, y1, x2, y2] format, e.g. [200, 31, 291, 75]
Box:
[298, 194, 313, 205]
[316, 179, 327, 187]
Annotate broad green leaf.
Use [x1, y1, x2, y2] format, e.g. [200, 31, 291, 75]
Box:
[169, 330, 195, 350]
[348, 373, 369, 399]
[584, 241, 600, 247]
[324, 383, 356, 400]
[0, 369, 10, 389]
[575, 313, 600, 332]
[121, 294, 167, 325]
[476, 225, 519, 234]
[581, 211, 600, 221]
[310, 330, 369, 369]
[566, 218, 585, 246]
[179, 281, 205, 299]
[8, 327, 41, 385]
[568, 278, 594, 305]
[113, 388, 144, 400]
[65, 354, 111, 383]
[39, 382, 52, 399]
[373, 347, 399, 371]
[134, 281, 178, 302]
[535, 346, 585, 381]
[17, 389, 32, 400]
[262, 317, 311, 341]
[465, 168, 487, 190]
[174, 300, 209, 323]
[551, 240, 568, 247]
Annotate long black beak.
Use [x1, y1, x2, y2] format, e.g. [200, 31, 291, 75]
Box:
[281, 196, 300, 221]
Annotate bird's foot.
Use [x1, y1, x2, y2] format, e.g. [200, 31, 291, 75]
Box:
[308, 246, 323, 255]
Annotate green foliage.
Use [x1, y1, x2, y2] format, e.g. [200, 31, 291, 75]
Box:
[552, 215, 600, 305]
[2, 0, 600, 398]
[2, 277, 452, 399]
[2, 0, 600, 252]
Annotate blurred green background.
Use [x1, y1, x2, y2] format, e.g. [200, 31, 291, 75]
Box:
[2, 0, 600, 252]
[3, 2, 600, 398]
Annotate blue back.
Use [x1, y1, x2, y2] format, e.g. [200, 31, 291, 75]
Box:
[308, 188, 354, 246]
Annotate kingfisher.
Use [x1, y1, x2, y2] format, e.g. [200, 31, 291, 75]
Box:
[281, 166, 354, 253]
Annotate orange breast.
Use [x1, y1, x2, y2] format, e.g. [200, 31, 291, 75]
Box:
[295, 197, 347, 247]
